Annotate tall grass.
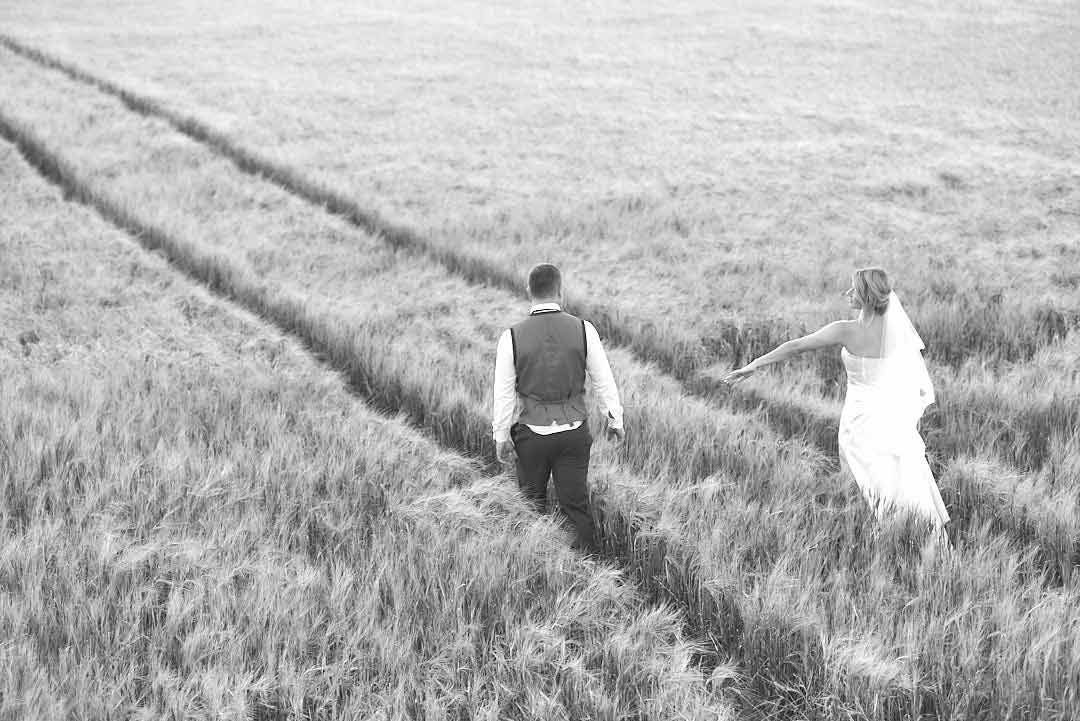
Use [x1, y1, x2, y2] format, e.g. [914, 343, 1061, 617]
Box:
[2, 33, 1080, 721]
[3, 66, 1079, 719]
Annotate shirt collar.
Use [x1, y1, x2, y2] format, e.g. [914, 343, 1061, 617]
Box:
[529, 302, 562, 314]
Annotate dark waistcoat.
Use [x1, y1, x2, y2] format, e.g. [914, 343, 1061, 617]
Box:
[511, 311, 588, 426]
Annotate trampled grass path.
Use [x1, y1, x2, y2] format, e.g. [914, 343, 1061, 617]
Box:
[1, 32, 1072, 483]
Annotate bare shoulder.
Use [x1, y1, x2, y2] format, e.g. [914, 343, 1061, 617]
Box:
[828, 320, 857, 339]
[817, 320, 855, 343]
[794, 319, 852, 351]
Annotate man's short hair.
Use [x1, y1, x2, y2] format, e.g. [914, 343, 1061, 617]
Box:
[527, 263, 561, 298]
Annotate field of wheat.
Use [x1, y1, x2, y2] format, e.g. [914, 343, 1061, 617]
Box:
[1, 1, 1078, 719]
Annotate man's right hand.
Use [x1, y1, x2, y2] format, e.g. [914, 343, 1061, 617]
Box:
[496, 440, 517, 465]
[606, 425, 626, 443]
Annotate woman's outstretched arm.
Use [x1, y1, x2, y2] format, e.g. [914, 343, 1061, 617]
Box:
[722, 321, 849, 384]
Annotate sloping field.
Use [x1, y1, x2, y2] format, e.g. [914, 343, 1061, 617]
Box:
[0, 0, 1075, 345]
[2, 28, 1079, 719]
[0, 142, 734, 719]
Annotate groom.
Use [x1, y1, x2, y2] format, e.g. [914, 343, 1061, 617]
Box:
[492, 263, 625, 554]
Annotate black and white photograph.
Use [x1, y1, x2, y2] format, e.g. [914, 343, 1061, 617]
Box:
[1, 1, 1077, 719]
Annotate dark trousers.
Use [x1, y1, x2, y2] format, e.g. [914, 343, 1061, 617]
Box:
[511, 421, 597, 553]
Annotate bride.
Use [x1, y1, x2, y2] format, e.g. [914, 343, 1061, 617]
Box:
[723, 267, 949, 528]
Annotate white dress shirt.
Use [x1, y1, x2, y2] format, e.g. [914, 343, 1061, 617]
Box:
[492, 303, 624, 443]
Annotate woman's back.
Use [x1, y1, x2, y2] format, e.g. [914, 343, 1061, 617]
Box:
[841, 317, 886, 359]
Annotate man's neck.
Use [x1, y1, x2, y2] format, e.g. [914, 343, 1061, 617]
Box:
[529, 299, 562, 313]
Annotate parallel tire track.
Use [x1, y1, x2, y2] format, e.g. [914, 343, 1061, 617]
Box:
[2, 42, 1062, 714]
[6, 45, 1048, 719]
[0, 32, 761, 381]
[1, 35, 1075, 373]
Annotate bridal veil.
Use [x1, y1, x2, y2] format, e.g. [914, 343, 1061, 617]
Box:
[881, 291, 935, 419]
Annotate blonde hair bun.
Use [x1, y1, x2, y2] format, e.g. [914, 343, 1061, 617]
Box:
[854, 267, 892, 315]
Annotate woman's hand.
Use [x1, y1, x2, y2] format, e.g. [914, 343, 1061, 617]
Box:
[722, 365, 756, 385]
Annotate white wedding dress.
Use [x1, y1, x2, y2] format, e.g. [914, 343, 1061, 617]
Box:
[838, 293, 950, 527]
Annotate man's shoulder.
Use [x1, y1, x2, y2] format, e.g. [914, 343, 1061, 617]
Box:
[496, 327, 513, 349]
[513, 311, 584, 327]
